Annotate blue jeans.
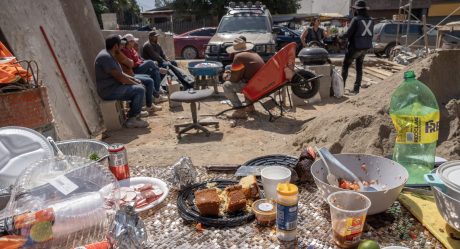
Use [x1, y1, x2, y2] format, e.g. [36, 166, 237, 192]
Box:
[159, 60, 178, 68]
[134, 74, 154, 107]
[133, 60, 161, 93]
[103, 84, 145, 118]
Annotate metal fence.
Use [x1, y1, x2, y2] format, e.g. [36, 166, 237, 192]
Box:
[154, 19, 218, 34]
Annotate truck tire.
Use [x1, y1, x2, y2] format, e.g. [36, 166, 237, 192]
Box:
[290, 69, 320, 99]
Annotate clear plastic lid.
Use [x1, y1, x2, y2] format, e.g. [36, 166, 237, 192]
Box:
[3, 156, 120, 248]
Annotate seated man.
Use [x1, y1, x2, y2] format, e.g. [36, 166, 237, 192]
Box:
[94, 35, 149, 128]
[121, 34, 167, 101]
[142, 30, 177, 68]
[223, 37, 265, 119]
[117, 38, 166, 109]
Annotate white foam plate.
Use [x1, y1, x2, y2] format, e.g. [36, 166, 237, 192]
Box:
[0, 126, 53, 186]
[103, 177, 169, 213]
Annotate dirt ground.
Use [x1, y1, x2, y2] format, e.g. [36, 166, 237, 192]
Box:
[103, 56, 369, 167]
[103, 52, 459, 168]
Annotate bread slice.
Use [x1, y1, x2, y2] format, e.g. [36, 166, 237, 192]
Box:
[194, 188, 220, 216]
[239, 175, 260, 199]
[225, 187, 247, 213]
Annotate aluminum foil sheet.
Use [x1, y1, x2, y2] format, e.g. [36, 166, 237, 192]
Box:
[109, 205, 147, 249]
[170, 156, 197, 190]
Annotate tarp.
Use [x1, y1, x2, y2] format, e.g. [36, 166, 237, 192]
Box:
[0, 42, 29, 84]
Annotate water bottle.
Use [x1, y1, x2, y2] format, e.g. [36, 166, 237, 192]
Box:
[390, 71, 440, 185]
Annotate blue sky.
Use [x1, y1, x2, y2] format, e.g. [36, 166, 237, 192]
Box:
[136, 0, 155, 11]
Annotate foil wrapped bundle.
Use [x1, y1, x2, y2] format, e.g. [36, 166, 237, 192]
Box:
[171, 156, 197, 189]
[108, 205, 147, 249]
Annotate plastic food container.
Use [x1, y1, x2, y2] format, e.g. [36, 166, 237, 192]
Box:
[252, 199, 276, 226]
[425, 160, 460, 200]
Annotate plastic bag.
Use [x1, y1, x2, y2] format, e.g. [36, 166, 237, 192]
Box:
[331, 68, 344, 98]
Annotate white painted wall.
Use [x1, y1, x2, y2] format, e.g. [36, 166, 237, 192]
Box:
[299, 0, 351, 16]
[0, 0, 104, 139]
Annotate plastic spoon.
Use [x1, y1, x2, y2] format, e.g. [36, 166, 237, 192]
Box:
[315, 146, 339, 188]
[318, 147, 378, 192]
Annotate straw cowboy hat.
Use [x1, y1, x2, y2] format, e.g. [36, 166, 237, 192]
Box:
[352, 0, 370, 10]
[226, 37, 254, 54]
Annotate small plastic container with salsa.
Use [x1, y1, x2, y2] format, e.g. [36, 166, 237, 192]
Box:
[252, 199, 276, 226]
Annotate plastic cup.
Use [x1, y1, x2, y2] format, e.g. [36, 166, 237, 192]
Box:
[327, 191, 371, 249]
[261, 166, 291, 201]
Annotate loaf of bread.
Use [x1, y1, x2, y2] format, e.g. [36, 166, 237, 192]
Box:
[239, 175, 260, 199]
[194, 188, 220, 216]
[223, 185, 247, 213]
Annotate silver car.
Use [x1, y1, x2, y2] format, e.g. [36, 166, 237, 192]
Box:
[373, 21, 436, 57]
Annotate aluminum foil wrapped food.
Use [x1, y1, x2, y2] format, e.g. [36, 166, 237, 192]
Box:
[108, 205, 147, 249]
[294, 146, 317, 184]
[171, 156, 197, 189]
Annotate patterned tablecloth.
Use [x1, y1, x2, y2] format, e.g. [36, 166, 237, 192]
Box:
[134, 165, 444, 249]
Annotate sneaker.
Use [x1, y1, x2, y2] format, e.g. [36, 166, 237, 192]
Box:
[154, 95, 169, 104]
[125, 117, 149, 128]
[139, 110, 150, 118]
[146, 104, 162, 112]
[347, 90, 359, 96]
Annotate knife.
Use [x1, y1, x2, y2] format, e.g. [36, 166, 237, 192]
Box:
[205, 164, 241, 172]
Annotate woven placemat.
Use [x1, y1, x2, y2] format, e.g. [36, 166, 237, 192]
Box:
[132, 165, 444, 249]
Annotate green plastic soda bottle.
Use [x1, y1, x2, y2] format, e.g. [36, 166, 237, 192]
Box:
[390, 71, 440, 185]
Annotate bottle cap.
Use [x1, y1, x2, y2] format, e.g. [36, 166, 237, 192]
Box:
[404, 71, 415, 79]
[276, 183, 298, 196]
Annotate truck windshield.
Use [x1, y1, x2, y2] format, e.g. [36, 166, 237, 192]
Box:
[217, 16, 269, 33]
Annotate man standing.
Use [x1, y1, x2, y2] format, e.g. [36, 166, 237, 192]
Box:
[94, 35, 149, 128]
[142, 31, 177, 68]
[223, 37, 265, 119]
[340, 0, 373, 95]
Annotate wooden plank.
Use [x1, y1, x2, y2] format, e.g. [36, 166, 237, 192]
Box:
[376, 58, 405, 69]
[363, 69, 387, 80]
[367, 67, 393, 77]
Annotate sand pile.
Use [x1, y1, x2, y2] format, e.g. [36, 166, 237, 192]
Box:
[293, 50, 460, 160]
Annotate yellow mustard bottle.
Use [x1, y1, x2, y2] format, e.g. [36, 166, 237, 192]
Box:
[276, 183, 299, 241]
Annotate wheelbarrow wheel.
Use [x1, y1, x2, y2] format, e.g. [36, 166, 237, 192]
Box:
[290, 69, 320, 99]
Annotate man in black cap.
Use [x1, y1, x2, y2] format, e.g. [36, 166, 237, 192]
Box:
[142, 30, 177, 68]
[340, 0, 373, 95]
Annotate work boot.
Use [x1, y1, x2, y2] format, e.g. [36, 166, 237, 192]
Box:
[230, 109, 248, 119]
[125, 117, 149, 128]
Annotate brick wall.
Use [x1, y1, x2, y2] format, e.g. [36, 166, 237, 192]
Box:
[0, 87, 53, 129]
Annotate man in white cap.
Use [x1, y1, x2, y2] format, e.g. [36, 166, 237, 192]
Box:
[223, 36, 265, 119]
[121, 34, 166, 103]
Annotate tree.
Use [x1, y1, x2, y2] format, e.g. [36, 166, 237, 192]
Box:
[171, 0, 301, 19]
[91, 0, 142, 28]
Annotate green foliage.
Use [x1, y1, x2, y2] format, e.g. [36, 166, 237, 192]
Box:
[91, 0, 142, 28]
[171, 0, 301, 19]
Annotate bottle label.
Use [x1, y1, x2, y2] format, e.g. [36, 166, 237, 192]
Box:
[390, 111, 440, 144]
[276, 203, 297, 231]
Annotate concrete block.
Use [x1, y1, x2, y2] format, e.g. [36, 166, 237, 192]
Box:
[167, 80, 182, 109]
[100, 100, 124, 131]
[305, 64, 332, 100]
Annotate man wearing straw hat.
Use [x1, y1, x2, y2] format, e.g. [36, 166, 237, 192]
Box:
[340, 0, 373, 95]
[223, 37, 265, 119]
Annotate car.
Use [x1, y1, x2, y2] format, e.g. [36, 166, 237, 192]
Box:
[274, 25, 302, 52]
[174, 27, 216, 59]
[372, 20, 439, 57]
[205, 2, 276, 65]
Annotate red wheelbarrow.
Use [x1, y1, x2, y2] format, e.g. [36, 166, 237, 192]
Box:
[216, 42, 321, 121]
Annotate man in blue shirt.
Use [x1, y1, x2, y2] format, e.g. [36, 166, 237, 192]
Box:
[94, 35, 150, 128]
